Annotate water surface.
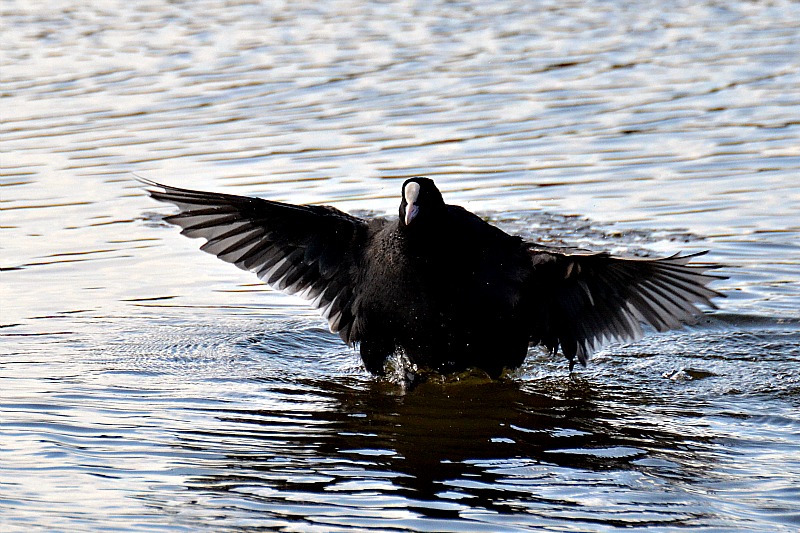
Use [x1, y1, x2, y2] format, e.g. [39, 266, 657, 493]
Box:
[2, 1, 800, 531]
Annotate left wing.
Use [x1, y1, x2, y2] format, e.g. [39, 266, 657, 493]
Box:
[140, 178, 377, 343]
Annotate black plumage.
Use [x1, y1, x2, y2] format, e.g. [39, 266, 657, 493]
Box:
[141, 177, 724, 376]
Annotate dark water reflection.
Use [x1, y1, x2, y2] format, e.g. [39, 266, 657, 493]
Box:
[180, 377, 716, 530]
[106, 318, 794, 532]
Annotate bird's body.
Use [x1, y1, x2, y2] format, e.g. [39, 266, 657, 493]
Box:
[141, 177, 724, 377]
[353, 205, 532, 375]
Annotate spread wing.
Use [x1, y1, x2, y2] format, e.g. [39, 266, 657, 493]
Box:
[526, 247, 725, 369]
[140, 178, 376, 343]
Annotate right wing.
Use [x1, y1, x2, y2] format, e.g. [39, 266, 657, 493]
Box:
[526, 247, 725, 369]
[140, 178, 376, 343]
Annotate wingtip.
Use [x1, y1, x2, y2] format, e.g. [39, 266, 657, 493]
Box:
[132, 173, 165, 194]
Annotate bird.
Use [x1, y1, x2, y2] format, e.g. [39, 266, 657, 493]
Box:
[140, 177, 725, 377]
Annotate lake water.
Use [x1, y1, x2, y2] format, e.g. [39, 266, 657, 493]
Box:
[2, 0, 800, 531]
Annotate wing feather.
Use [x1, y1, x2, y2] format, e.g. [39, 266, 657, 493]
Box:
[526, 247, 725, 368]
[140, 178, 376, 342]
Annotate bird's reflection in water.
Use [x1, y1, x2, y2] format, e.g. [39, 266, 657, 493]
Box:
[177, 368, 716, 525]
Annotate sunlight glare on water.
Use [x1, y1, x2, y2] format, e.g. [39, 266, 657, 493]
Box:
[2, 0, 799, 531]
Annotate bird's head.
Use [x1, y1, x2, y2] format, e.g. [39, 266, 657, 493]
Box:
[399, 177, 445, 228]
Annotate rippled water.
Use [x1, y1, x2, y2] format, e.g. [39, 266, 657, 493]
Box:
[2, 0, 799, 531]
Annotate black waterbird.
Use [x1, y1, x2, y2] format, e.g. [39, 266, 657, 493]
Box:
[141, 177, 724, 377]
